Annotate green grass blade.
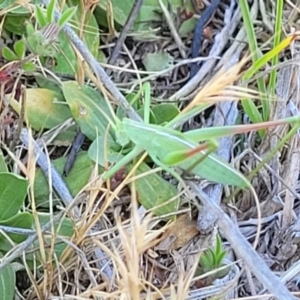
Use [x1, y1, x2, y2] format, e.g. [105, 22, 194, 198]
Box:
[239, 0, 268, 125]
[268, 0, 284, 96]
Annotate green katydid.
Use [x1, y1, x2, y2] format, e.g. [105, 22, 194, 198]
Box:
[109, 119, 250, 187]
[97, 82, 250, 187]
[104, 114, 300, 188]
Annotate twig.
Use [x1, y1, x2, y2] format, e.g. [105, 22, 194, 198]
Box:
[108, 0, 144, 67]
[41, 0, 142, 122]
[20, 128, 79, 218]
[0, 225, 36, 235]
[189, 182, 296, 300]
[63, 130, 85, 176]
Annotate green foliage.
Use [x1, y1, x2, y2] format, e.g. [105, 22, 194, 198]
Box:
[195, 235, 229, 280]
[57, 6, 77, 27]
[1, 39, 36, 71]
[127, 162, 180, 215]
[3, 15, 28, 35]
[35, 5, 47, 27]
[0, 171, 74, 282]
[25, 22, 59, 57]
[1, 47, 18, 61]
[268, 0, 284, 98]
[61, 81, 115, 141]
[46, 0, 56, 23]
[142, 51, 174, 72]
[239, 0, 287, 137]
[95, 0, 195, 38]
[13, 40, 25, 58]
[23, 0, 77, 57]
[0, 213, 33, 252]
[26, 214, 74, 263]
[0, 252, 15, 300]
[0, 172, 33, 254]
[0, 173, 29, 221]
[9, 88, 73, 131]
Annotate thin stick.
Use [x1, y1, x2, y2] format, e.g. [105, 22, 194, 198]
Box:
[20, 128, 79, 218]
[108, 0, 144, 67]
[0, 212, 64, 272]
[158, 0, 187, 58]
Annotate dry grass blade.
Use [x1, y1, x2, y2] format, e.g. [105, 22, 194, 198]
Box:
[181, 57, 257, 114]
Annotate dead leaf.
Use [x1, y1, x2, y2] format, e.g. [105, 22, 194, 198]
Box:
[155, 214, 199, 252]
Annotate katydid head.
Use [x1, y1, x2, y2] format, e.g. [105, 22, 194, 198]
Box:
[115, 118, 131, 147]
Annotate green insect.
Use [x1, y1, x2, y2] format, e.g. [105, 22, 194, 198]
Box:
[110, 118, 249, 187]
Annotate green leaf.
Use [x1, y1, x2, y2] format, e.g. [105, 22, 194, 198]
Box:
[200, 252, 212, 269]
[50, 31, 76, 74]
[128, 162, 179, 216]
[47, 0, 56, 22]
[179, 17, 196, 36]
[4, 15, 28, 35]
[150, 104, 179, 124]
[0, 212, 33, 252]
[22, 61, 36, 72]
[215, 251, 227, 266]
[0, 173, 28, 220]
[268, 0, 283, 99]
[215, 235, 222, 256]
[215, 264, 230, 279]
[136, 104, 179, 125]
[62, 81, 115, 141]
[58, 6, 77, 27]
[25, 36, 38, 54]
[34, 151, 96, 208]
[0, 0, 37, 13]
[13, 40, 25, 58]
[36, 5, 47, 27]
[142, 51, 174, 72]
[25, 22, 35, 36]
[0, 253, 15, 300]
[208, 249, 216, 263]
[9, 88, 72, 131]
[2, 47, 18, 61]
[239, 0, 268, 125]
